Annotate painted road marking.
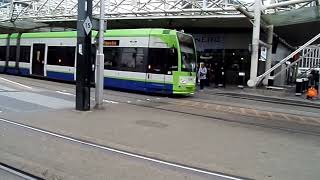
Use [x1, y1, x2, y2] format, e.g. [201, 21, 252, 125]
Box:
[0, 77, 32, 90]
[102, 99, 119, 104]
[56, 91, 119, 104]
[56, 90, 75, 96]
[0, 118, 246, 180]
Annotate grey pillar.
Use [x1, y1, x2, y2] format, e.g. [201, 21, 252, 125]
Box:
[95, 0, 106, 109]
[248, 0, 261, 87]
[15, 33, 22, 73]
[263, 25, 273, 85]
[5, 34, 11, 72]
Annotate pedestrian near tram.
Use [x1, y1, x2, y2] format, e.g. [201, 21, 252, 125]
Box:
[198, 62, 207, 90]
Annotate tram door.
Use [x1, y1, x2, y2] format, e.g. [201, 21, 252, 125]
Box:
[146, 49, 167, 93]
[32, 44, 45, 76]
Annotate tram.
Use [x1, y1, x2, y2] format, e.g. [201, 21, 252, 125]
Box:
[0, 29, 197, 95]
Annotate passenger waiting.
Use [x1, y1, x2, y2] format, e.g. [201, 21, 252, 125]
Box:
[198, 62, 207, 90]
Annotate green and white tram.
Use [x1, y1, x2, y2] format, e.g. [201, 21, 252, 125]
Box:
[0, 28, 197, 95]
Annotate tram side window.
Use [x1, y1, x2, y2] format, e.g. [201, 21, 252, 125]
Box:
[148, 49, 163, 74]
[19, 46, 31, 63]
[0, 46, 6, 61]
[120, 48, 145, 72]
[104, 47, 145, 72]
[167, 48, 178, 71]
[119, 48, 136, 71]
[9, 46, 16, 61]
[104, 47, 120, 70]
[148, 48, 178, 74]
[47, 46, 75, 67]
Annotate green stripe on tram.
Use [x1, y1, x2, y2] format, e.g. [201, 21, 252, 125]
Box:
[0, 29, 176, 39]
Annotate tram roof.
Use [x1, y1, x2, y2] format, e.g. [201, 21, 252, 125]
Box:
[0, 28, 179, 39]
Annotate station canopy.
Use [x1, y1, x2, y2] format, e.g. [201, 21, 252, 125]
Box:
[0, 0, 319, 46]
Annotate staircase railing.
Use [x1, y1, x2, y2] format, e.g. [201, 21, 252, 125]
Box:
[247, 32, 320, 87]
[269, 44, 320, 80]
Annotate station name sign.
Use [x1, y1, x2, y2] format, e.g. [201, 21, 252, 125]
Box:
[104, 40, 120, 46]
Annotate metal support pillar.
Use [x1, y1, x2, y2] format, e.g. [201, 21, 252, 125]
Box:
[318, 70, 320, 97]
[15, 33, 22, 73]
[263, 25, 273, 85]
[248, 0, 261, 87]
[4, 34, 11, 72]
[76, 0, 93, 111]
[94, 0, 105, 109]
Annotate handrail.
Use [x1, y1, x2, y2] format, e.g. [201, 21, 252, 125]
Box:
[271, 45, 320, 79]
[297, 62, 320, 78]
[248, 32, 320, 87]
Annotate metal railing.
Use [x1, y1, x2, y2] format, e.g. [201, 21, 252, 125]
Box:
[248, 32, 320, 87]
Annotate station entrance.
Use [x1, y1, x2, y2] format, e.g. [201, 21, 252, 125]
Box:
[197, 49, 251, 86]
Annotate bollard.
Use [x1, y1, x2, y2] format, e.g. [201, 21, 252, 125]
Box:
[268, 77, 274, 86]
[238, 72, 245, 88]
[295, 78, 302, 96]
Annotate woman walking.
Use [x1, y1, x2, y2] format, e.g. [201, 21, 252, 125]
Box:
[198, 62, 207, 90]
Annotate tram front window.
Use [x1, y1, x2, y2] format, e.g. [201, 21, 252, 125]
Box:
[181, 46, 196, 72]
[178, 33, 196, 72]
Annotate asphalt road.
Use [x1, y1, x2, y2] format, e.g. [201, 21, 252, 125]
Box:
[1, 74, 320, 180]
[0, 120, 239, 180]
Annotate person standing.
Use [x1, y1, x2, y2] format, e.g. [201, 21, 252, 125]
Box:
[198, 62, 207, 90]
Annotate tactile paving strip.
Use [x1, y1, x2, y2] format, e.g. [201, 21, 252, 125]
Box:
[172, 100, 320, 126]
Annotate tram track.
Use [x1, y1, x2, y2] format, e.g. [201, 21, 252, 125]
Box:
[102, 91, 320, 137]
[0, 118, 248, 180]
[2, 75, 320, 136]
[0, 162, 43, 180]
[202, 92, 320, 109]
[124, 98, 320, 137]
[19, 83, 320, 136]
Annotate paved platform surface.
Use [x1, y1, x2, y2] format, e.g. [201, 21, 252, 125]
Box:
[0, 74, 320, 180]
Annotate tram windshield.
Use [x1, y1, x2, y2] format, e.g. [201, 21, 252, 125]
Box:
[178, 33, 196, 72]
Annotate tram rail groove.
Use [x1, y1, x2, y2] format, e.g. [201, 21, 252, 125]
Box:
[82, 90, 320, 136]
[205, 92, 320, 109]
[2, 76, 320, 136]
[0, 162, 43, 180]
[127, 100, 320, 137]
[103, 90, 320, 117]
[0, 118, 249, 180]
[20, 84, 320, 136]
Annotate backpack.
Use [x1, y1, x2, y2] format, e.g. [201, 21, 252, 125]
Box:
[307, 87, 318, 98]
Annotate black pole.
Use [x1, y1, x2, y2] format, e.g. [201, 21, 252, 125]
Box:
[15, 33, 21, 74]
[4, 34, 11, 73]
[76, 0, 92, 111]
